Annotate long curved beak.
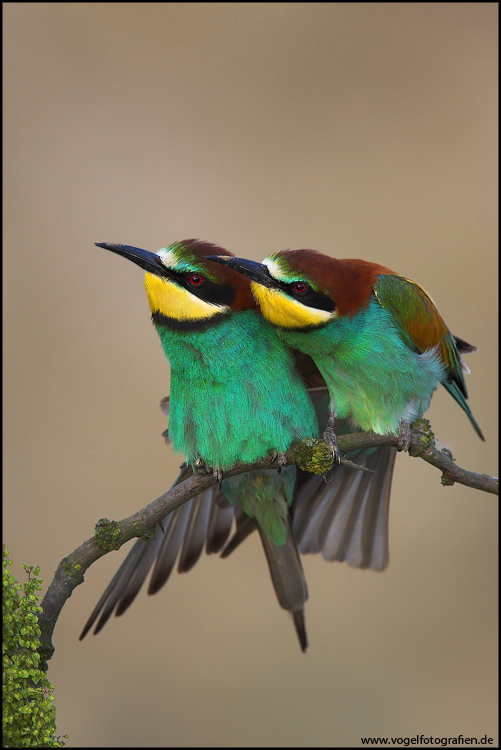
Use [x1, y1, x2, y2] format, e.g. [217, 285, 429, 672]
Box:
[206, 255, 276, 288]
[95, 243, 171, 279]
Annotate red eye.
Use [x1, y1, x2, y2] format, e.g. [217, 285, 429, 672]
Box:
[189, 274, 203, 286]
[294, 282, 308, 294]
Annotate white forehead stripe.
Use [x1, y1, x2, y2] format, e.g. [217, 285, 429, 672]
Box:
[156, 247, 179, 267]
[262, 257, 285, 280]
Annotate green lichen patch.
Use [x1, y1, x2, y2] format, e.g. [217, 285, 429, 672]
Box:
[408, 418, 436, 457]
[94, 518, 122, 551]
[440, 447, 456, 486]
[59, 559, 84, 583]
[293, 438, 334, 474]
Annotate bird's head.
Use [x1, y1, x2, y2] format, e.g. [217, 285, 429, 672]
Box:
[96, 240, 256, 328]
[207, 249, 392, 329]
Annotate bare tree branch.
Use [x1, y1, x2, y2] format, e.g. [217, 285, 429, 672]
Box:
[37, 418, 496, 667]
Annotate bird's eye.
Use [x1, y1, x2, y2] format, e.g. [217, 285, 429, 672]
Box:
[188, 274, 204, 286]
[293, 281, 308, 294]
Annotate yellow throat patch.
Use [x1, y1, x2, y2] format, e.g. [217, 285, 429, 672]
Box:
[144, 272, 227, 321]
[251, 283, 334, 328]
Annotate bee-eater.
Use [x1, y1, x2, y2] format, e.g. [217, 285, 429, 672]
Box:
[80, 241, 398, 651]
[207, 249, 485, 453]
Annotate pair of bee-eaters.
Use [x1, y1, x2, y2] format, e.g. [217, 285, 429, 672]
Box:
[80, 239, 483, 652]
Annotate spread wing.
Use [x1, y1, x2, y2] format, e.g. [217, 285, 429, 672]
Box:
[79, 463, 238, 639]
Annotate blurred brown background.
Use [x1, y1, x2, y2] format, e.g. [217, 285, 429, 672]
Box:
[4, 4, 497, 747]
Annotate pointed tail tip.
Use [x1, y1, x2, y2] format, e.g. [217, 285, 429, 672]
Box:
[470, 414, 486, 441]
[293, 610, 308, 653]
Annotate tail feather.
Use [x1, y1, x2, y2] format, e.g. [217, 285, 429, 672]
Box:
[442, 380, 485, 441]
[221, 468, 295, 546]
[293, 611, 308, 653]
[453, 334, 478, 355]
[257, 519, 309, 653]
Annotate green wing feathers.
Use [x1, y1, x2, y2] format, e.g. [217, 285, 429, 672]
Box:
[374, 274, 484, 440]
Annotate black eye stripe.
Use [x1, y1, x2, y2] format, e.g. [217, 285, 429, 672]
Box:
[167, 269, 235, 307]
[274, 279, 336, 313]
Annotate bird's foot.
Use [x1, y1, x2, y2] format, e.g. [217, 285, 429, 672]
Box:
[213, 468, 225, 490]
[322, 425, 342, 465]
[194, 456, 212, 474]
[322, 409, 342, 464]
[194, 456, 224, 489]
[397, 422, 412, 452]
[271, 451, 288, 474]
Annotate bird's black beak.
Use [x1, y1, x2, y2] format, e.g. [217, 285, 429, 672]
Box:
[206, 255, 276, 288]
[95, 243, 171, 279]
